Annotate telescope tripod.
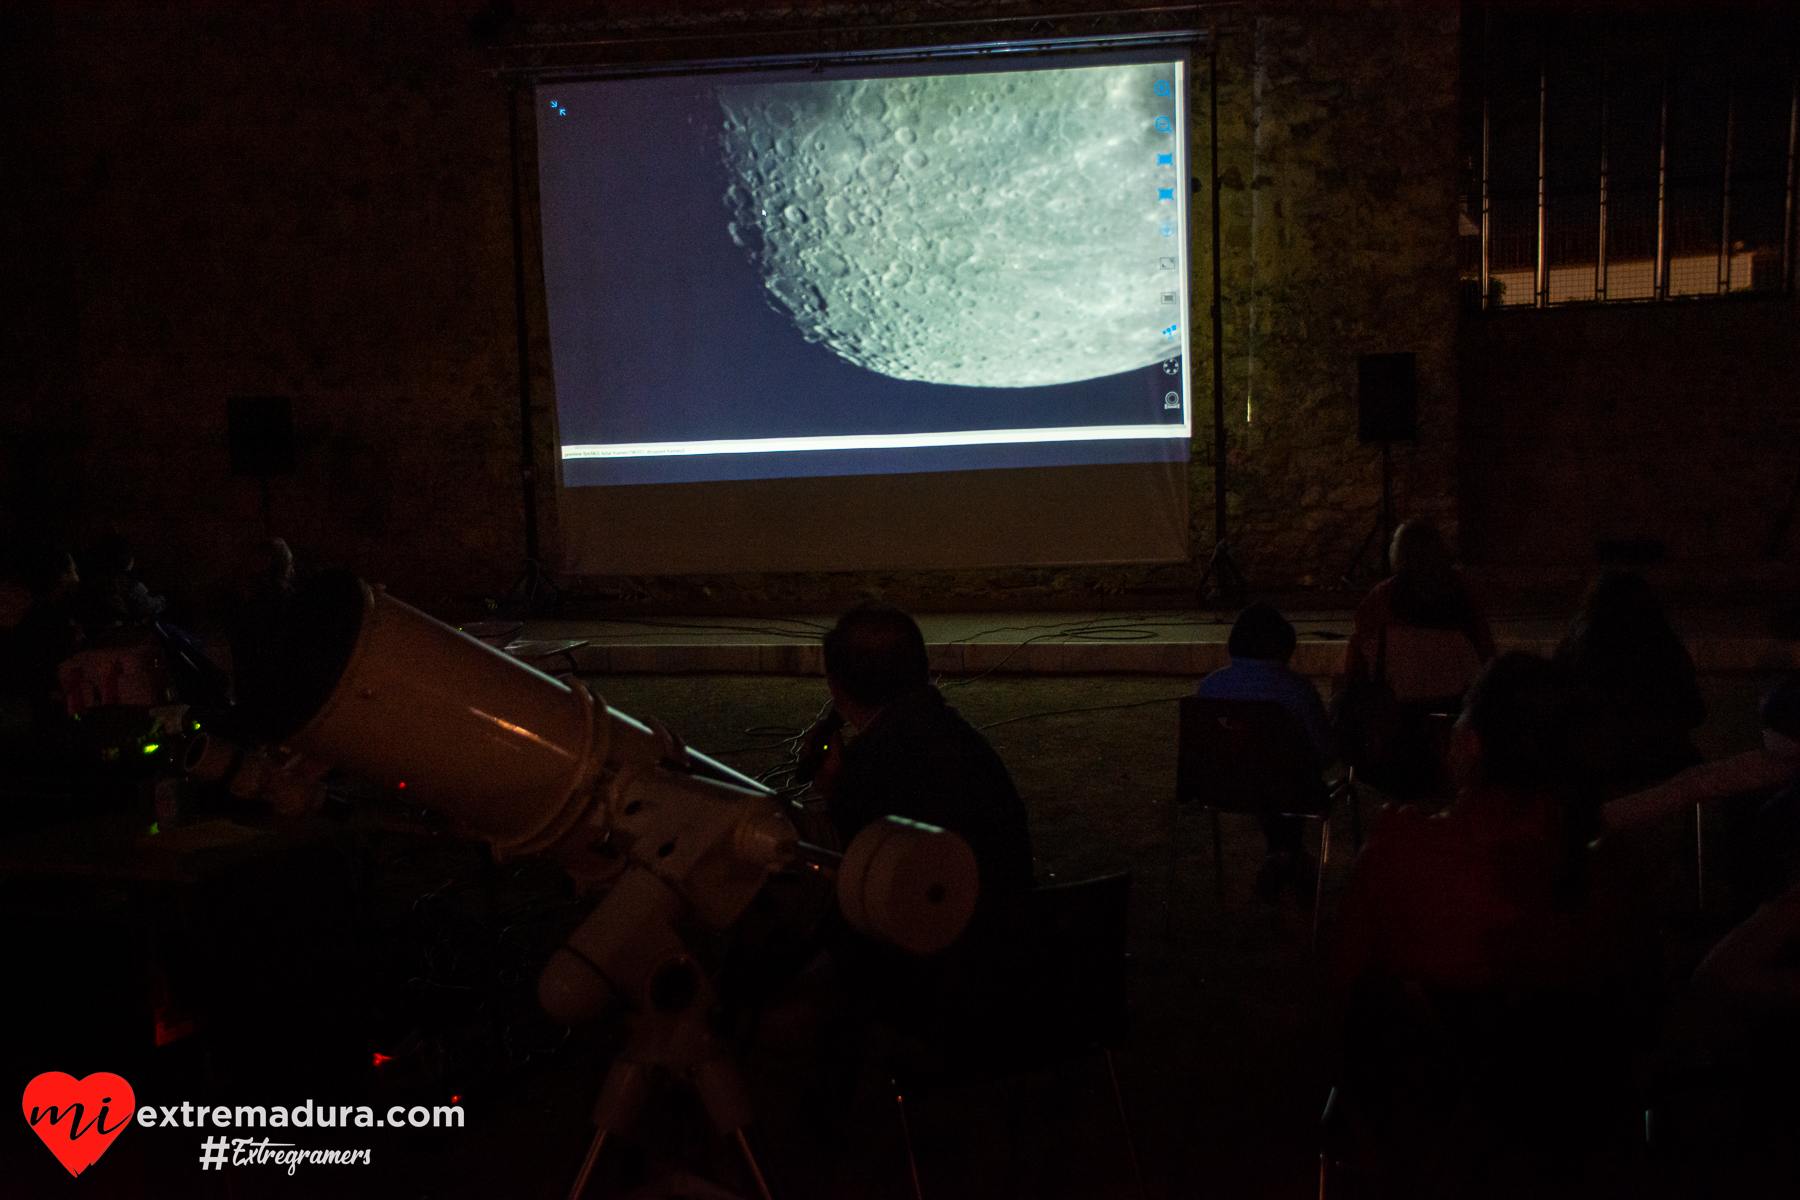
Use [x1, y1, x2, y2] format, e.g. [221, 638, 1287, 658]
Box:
[567, 1016, 777, 1200]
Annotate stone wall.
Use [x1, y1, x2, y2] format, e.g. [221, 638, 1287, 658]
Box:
[1460, 297, 1800, 591]
[2, 1, 1466, 614]
[1, 1, 533, 610]
[1218, 2, 1462, 589]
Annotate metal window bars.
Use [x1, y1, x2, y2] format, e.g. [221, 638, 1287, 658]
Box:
[1470, 5, 1799, 310]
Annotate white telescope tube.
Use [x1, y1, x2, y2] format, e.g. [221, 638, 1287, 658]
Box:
[229, 571, 980, 1027]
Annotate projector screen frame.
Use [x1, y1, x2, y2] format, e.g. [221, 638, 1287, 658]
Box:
[500, 23, 1221, 586]
[517, 30, 1212, 86]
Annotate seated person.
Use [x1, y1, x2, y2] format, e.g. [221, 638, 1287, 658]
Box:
[1601, 677, 1800, 920]
[811, 601, 1033, 896]
[1691, 875, 1800, 1013]
[72, 529, 229, 710]
[1557, 570, 1705, 797]
[73, 529, 164, 645]
[1196, 602, 1331, 901]
[1650, 876, 1800, 1195]
[1337, 520, 1495, 800]
[1328, 654, 1659, 1192]
[8, 545, 82, 686]
[806, 602, 1034, 1030]
[0, 542, 83, 743]
[1600, 678, 1800, 837]
[1750, 679, 1800, 896]
[1332, 653, 1650, 998]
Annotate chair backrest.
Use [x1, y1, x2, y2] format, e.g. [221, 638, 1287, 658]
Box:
[1177, 696, 1329, 817]
[1371, 626, 1483, 704]
[933, 873, 1132, 1079]
[1335, 975, 1646, 1182]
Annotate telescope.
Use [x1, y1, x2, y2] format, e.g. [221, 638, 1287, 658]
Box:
[185, 571, 979, 1198]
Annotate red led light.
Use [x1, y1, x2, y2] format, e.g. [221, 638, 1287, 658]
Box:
[373, 1053, 393, 1066]
[397, 782, 406, 789]
[451, 1096, 460, 1104]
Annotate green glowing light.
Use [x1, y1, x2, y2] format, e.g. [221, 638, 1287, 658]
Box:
[143, 743, 161, 754]
[147, 822, 160, 835]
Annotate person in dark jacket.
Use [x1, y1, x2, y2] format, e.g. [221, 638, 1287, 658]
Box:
[811, 600, 1033, 895]
[1555, 570, 1705, 797]
[805, 601, 1034, 1035]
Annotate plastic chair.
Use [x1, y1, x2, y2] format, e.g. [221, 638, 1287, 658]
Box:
[886, 873, 1144, 1200]
[1168, 696, 1356, 949]
[1318, 979, 1478, 1198]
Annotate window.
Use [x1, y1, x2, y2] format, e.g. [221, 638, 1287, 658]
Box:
[1461, 3, 1798, 309]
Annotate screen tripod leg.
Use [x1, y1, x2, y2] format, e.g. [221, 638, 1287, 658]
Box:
[1197, 539, 1246, 606]
[1339, 516, 1387, 587]
[504, 556, 562, 617]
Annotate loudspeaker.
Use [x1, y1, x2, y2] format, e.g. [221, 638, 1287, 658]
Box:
[1357, 353, 1418, 444]
[228, 396, 297, 477]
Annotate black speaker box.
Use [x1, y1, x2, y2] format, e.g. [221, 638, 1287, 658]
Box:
[228, 396, 297, 477]
[1357, 353, 1418, 444]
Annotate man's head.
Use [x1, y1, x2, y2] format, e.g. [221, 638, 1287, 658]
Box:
[1450, 652, 1573, 793]
[823, 601, 929, 714]
[1227, 602, 1297, 663]
[253, 537, 296, 592]
[1389, 520, 1451, 581]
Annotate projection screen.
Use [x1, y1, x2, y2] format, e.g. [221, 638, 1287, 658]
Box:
[536, 47, 1194, 575]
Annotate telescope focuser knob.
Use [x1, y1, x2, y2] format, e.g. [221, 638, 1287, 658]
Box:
[837, 816, 979, 955]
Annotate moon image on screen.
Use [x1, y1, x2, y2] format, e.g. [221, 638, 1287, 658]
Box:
[718, 64, 1180, 390]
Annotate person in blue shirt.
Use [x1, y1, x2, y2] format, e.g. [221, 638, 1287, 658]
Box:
[1197, 602, 1333, 901]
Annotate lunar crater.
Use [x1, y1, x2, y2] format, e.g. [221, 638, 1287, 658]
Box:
[720, 64, 1178, 388]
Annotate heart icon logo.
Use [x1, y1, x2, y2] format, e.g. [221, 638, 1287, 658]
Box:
[22, 1072, 136, 1177]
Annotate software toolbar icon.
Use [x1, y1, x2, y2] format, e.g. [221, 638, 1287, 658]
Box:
[1158, 188, 1175, 201]
[1154, 116, 1173, 133]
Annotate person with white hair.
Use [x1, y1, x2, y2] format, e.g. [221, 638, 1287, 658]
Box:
[1336, 520, 1495, 801]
